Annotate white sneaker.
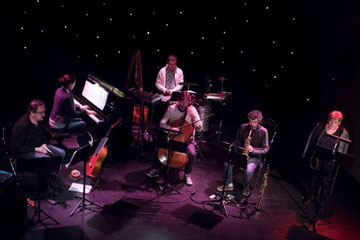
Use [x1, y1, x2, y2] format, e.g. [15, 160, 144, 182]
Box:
[216, 183, 234, 192]
[185, 174, 193, 186]
[146, 169, 159, 178]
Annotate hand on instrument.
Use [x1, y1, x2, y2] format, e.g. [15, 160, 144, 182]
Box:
[35, 144, 48, 154]
[86, 109, 97, 115]
[246, 145, 254, 153]
[171, 127, 180, 133]
[80, 105, 90, 110]
[164, 89, 171, 96]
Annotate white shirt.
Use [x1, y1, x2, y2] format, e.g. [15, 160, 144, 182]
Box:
[160, 104, 203, 132]
[155, 65, 184, 94]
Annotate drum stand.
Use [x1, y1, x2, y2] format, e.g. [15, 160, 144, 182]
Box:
[215, 100, 226, 144]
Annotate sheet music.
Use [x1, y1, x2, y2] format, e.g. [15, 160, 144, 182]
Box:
[82, 80, 109, 110]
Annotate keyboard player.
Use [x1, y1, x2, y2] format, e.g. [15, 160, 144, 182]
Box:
[49, 74, 95, 146]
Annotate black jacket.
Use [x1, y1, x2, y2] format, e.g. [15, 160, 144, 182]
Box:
[302, 122, 349, 159]
[11, 114, 49, 157]
[235, 123, 269, 157]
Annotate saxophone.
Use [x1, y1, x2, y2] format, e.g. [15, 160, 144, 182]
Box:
[242, 130, 252, 162]
[256, 164, 270, 211]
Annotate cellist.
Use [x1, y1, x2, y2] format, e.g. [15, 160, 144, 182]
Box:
[146, 91, 202, 186]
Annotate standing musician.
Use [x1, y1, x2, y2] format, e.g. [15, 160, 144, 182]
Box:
[302, 110, 349, 217]
[49, 74, 95, 147]
[155, 55, 184, 96]
[217, 110, 269, 196]
[146, 91, 202, 186]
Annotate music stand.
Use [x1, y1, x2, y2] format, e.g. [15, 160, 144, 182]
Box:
[153, 128, 187, 196]
[68, 131, 103, 217]
[179, 82, 198, 91]
[17, 156, 61, 228]
[202, 142, 242, 217]
[312, 136, 352, 233]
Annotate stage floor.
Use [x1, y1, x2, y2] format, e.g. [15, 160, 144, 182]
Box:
[15, 139, 360, 240]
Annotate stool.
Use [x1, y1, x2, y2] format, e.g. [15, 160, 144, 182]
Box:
[43, 122, 71, 149]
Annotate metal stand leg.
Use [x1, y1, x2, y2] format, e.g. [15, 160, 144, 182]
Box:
[69, 151, 103, 217]
[30, 168, 59, 228]
[201, 153, 233, 218]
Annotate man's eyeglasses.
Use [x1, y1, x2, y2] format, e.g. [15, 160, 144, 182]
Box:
[36, 110, 46, 115]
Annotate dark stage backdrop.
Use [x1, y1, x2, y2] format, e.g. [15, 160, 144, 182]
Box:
[1, 1, 359, 181]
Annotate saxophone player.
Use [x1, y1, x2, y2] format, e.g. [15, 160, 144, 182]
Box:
[217, 110, 269, 196]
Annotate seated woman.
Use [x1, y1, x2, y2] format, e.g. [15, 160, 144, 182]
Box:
[49, 74, 95, 147]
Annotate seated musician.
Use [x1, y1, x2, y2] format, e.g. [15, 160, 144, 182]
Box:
[217, 110, 269, 196]
[12, 99, 66, 162]
[302, 110, 349, 217]
[146, 91, 202, 186]
[155, 55, 184, 96]
[49, 74, 95, 147]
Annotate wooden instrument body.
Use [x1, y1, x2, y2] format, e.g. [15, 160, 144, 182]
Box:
[85, 118, 122, 178]
[157, 119, 193, 168]
[86, 146, 108, 178]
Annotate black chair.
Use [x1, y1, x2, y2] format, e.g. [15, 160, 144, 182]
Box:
[252, 118, 277, 189]
[2, 123, 17, 177]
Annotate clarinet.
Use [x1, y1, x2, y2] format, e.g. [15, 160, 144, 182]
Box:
[256, 164, 270, 211]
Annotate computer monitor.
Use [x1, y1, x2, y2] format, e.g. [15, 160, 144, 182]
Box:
[82, 80, 109, 110]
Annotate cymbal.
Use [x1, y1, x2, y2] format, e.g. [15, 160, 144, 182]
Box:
[217, 76, 228, 81]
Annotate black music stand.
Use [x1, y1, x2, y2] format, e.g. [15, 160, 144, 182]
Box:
[179, 82, 198, 91]
[202, 142, 242, 217]
[17, 156, 61, 228]
[68, 132, 103, 217]
[311, 137, 352, 233]
[153, 128, 187, 197]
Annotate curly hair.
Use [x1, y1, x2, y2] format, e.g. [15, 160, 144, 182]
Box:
[247, 110, 263, 122]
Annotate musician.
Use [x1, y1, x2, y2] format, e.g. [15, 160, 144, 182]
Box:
[146, 91, 202, 186]
[217, 110, 269, 196]
[302, 110, 349, 217]
[49, 74, 95, 147]
[155, 55, 184, 96]
[11, 100, 66, 161]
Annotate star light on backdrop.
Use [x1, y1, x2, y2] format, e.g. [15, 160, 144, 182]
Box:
[15, 1, 316, 107]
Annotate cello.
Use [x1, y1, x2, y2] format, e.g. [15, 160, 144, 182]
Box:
[157, 94, 196, 168]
